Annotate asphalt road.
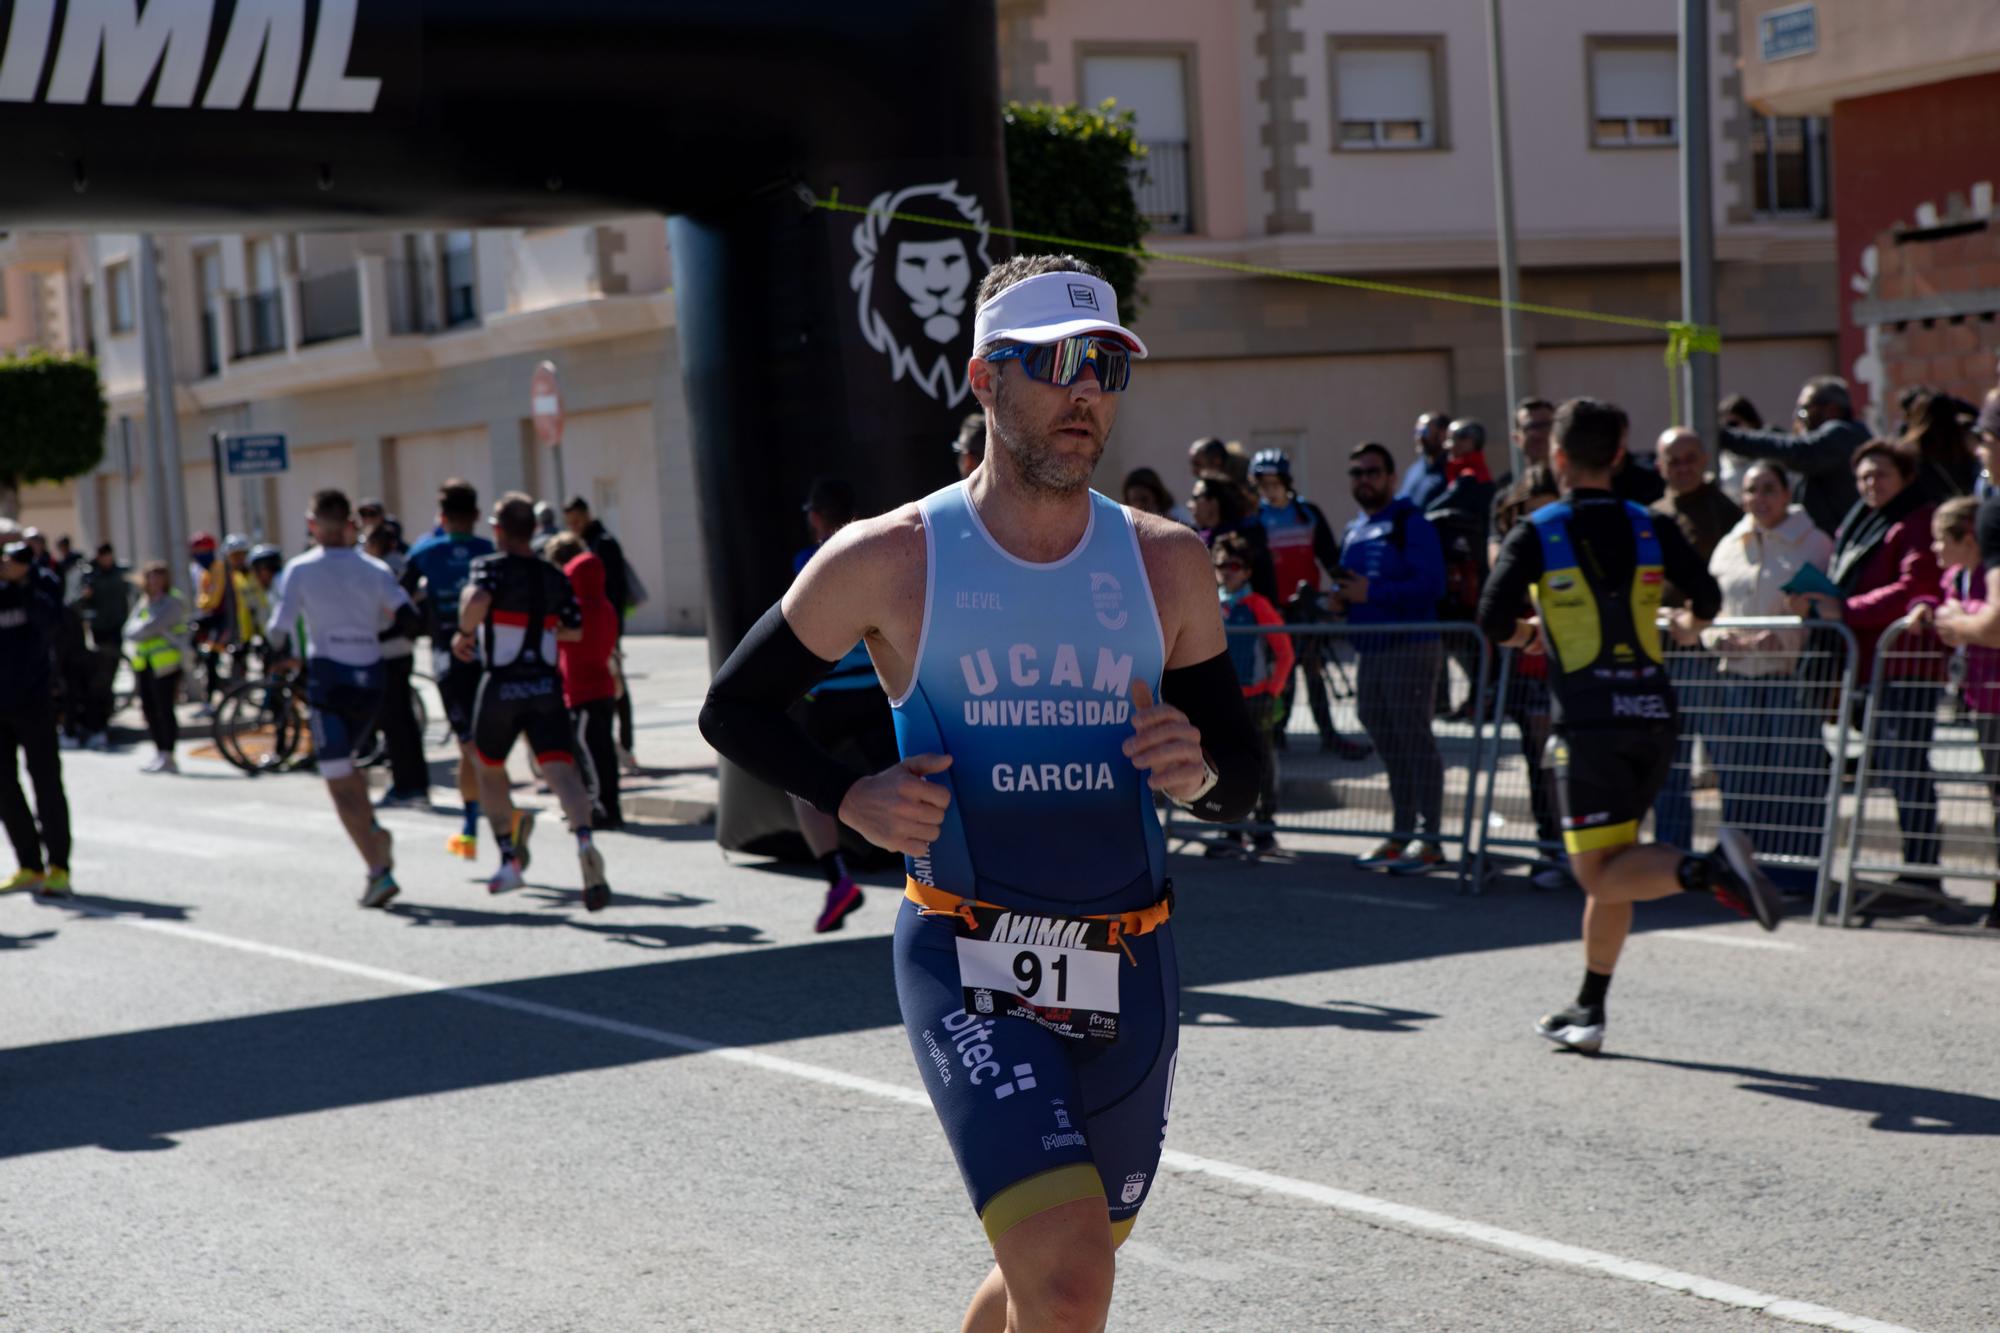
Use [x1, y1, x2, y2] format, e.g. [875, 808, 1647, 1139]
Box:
[2, 640, 1996, 1331]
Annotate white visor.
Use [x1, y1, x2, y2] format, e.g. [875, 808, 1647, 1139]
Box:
[972, 271, 1148, 358]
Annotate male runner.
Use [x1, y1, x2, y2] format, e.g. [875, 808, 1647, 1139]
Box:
[404, 480, 497, 860]
[265, 489, 421, 909]
[701, 255, 1259, 1331]
[454, 493, 608, 912]
[1476, 397, 1782, 1054]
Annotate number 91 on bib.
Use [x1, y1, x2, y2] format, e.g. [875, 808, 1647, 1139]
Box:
[953, 906, 1123, 1042]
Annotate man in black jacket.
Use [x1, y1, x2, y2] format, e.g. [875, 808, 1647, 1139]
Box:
[564, 497, 637, 759]
[0, 541, 72, 897]
[1718, 375, 1869, 536]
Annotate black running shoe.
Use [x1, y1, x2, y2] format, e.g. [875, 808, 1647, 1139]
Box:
[1711, 828, 1782, 931]
[1535, 1003, 1604, 1054]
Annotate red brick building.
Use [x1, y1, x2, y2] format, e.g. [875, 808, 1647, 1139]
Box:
[1740, 1, 2000, 424]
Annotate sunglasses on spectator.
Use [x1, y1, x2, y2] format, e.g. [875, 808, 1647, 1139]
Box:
[1349, 465, 1386, 478]
[1214, 560, 1246, 572]
[983, 336, 1132, 392]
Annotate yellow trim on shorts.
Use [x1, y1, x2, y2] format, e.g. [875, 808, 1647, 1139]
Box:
[1563, 819, 1640, 854]
[980, 1164, 1106, 1245]
[1109, 1215, 1138, 1249]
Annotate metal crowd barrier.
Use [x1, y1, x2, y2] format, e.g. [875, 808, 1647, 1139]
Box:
[1838, 612, 2000, 925]
[1473, 616, 1859, 921]
[1162, 621, 1493, 888]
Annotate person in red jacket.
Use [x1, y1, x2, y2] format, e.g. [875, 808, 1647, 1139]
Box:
[1212, 532, 1294, 859]
[1792, 440, 1946, 892]
[548, 534, 623, 831]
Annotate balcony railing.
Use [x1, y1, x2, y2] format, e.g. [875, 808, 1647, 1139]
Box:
[230, 289, 284, 359]
[443, 245, 478, 327]
[299, 268, 362, 345]
[199, 309, 220, 376]
[1130, 139, 1193, 235]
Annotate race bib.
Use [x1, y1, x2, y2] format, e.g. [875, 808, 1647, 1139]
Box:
[953, 905, 1122, 1042]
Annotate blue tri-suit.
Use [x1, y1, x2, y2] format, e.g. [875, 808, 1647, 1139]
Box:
[889, 481, 1179, 1245]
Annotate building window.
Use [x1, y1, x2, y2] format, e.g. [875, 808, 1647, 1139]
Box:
[1080, 51, 1195, 234]
[1329, 39, 1444, 150]
[1751, 114, 1829, 218]
[1588, 39, 1677, 147]
[443, 231, 478, 327]
[106, 260, 136, 332]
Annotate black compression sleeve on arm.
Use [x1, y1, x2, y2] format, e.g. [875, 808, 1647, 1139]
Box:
[698, 602, 871, 817]
[1160, 650, 1259, 824]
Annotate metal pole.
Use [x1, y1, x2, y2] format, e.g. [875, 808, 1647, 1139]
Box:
[119, 416, 138, 559]
[1680, 0, 1718, 443]
[137, 234, 191, 584]
[1485, 0, 1533, 483]
[553, 439, 568, 511]
[210, 432, 229, 537]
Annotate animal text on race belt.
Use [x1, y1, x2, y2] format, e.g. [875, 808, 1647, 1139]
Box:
[955, 907, 1123, 1042]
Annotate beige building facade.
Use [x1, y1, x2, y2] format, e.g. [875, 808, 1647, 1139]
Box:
[4, 0, 1843, 611]
[1003, 0, 1840, 504]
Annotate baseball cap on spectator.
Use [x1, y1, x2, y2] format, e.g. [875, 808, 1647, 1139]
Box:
[356, 497, 386, 519]
[972, 271, 1148, 356]
[189, 531, 217, 552]
[223, 533, 250, 555]
[802, 477, 856, 526]
[953, 412, 986, 462]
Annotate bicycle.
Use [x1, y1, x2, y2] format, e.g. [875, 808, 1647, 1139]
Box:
[214, 664, 429, 776]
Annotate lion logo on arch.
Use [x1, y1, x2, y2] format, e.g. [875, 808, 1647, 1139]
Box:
[850, 180, 993, 408]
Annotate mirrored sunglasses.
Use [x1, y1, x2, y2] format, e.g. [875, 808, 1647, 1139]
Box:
[985, 336, 1132, 392]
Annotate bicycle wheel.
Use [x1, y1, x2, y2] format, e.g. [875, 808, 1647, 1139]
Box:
[218, 678, 306, 774]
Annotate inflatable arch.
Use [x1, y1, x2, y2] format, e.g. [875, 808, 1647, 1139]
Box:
[0, 0, 1008, 849]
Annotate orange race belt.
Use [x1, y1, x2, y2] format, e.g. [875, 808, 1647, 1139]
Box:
[903, 877, 1173, 959]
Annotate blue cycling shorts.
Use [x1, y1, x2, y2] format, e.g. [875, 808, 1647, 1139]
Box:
[306, 658, 384, 779]
[893, 897, 1179, 1246]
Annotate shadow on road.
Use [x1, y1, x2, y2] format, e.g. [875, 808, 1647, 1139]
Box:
[31, 892, 191, 921]
[1181, 990, 1436, 1033]
[0, 930, 58, 950]
[0, 849, 1829, 1159]
[1592, 1053, 2000, 1135]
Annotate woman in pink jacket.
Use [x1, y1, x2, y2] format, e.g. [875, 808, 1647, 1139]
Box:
[1912, 497, 2000, 927]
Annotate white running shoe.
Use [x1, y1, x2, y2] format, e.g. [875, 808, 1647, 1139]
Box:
[1535, 1003, 1605, 1054]
[487, 859, 525, 895]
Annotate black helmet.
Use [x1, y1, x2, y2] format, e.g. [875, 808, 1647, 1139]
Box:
[1250, 448, 1292, 480]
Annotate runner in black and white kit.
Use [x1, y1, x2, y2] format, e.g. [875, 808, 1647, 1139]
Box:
[454, 492, 610, 912]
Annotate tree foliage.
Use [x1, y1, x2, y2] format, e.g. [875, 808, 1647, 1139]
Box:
[1002, 100, 1150, 318]
[0, 350, 107, 493]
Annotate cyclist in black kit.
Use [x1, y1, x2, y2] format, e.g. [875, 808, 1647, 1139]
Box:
[453, 492, 610, 912]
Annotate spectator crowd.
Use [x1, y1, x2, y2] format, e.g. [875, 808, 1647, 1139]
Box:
[1114, 373, 2000, 925]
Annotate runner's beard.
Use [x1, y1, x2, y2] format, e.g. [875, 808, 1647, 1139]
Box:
[992, 379, 1105, 497]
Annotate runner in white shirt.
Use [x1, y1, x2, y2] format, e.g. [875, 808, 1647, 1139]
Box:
[266, 489, 421, 909]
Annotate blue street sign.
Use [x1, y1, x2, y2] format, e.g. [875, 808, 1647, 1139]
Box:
[1759, 4, 1817, 62]
[223, 432, 289, 476]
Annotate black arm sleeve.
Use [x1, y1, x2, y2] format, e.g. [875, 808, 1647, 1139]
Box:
[1476, 521, 1542, 644]
[1654, 520, 1723, 620]
[698, 602, 869, 816]
[1160, 651, 1260, 824]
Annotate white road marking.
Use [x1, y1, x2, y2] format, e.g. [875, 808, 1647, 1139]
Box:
[86, 910, 1914, 1333]
[1650, 929, 1803, 953]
